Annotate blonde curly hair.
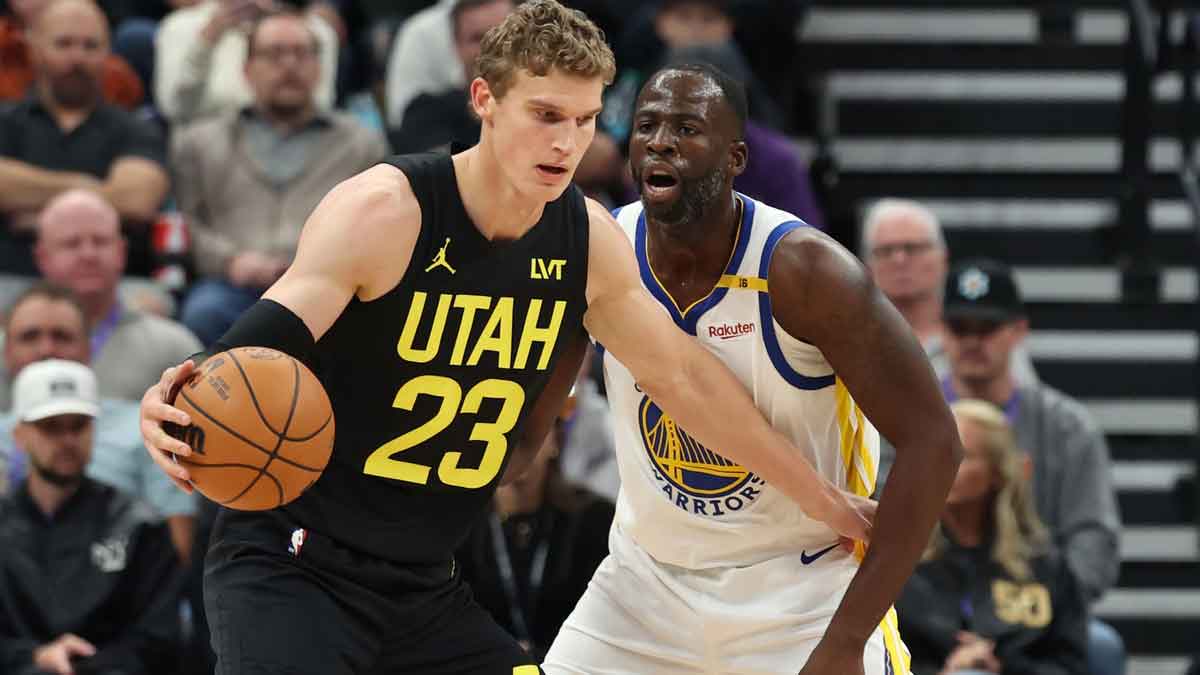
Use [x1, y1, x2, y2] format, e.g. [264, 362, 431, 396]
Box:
[474, 0, 616, 100]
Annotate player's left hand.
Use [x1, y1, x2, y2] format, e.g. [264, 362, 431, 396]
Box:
[798, 637, 866, 675]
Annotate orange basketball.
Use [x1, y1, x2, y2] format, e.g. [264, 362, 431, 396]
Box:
[168, 346, 335, 511]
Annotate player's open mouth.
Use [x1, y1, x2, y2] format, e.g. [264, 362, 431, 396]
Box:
[537, 164, 568, 180]
[642, 170, 680, 201]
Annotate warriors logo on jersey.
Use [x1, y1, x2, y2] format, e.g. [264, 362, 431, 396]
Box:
[638, 395, 765, 517]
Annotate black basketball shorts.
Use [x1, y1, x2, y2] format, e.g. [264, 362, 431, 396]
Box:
[203, 509, 542, 675]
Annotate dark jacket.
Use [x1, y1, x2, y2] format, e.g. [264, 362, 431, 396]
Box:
[0, 478, 182, 675]
[896, 534, 1089, 675]
[456, 489, 614, 660]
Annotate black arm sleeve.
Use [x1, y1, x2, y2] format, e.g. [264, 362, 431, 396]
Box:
[202, 299, 318, 369]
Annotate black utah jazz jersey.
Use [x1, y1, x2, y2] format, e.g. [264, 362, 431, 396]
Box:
[287, 152, 590, 565]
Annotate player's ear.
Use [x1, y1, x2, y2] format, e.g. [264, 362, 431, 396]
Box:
[728, 139, 748, 178]
[470, 77, 496, 123]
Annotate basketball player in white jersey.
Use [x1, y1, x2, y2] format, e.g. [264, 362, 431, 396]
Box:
[543, 64, 963, 675]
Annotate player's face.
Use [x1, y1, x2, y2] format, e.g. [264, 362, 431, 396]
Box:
[15, 414, 94, 487]
[475, 69, 604, 202]
[36, 207, 126, 300]
[4, 298, 89, 375]
[943, 317, 1028, 383]
[866, 214, 946, 305]
[945, 415, 996, 506]
[630, 70, 746, 227]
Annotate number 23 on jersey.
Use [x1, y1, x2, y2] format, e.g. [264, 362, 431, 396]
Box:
[363, 375, 525, 489]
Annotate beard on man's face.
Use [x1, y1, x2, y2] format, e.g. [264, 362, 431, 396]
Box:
[640, 163, 728, 228]
[48, 67, 99, 109]
[29, 451, 84, 488]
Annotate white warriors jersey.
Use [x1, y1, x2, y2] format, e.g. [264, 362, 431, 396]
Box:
[603, 195, 880, 570]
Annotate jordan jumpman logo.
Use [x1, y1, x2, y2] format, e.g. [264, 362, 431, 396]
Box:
[425, 237, 456, 274]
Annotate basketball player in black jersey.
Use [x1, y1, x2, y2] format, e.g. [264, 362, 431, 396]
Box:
[138, 3, 873, 673]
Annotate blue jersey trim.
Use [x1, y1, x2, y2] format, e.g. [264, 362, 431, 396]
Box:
[635, 195, 756, 335]
[757, 221, 836, 390]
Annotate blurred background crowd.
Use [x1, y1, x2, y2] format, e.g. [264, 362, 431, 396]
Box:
[0, 0, 1193, 674]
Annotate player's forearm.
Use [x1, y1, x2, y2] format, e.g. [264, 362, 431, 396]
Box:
[638, 344, 840, 516]
[0, 159, 97, 211]
[824, 431, 961, 648]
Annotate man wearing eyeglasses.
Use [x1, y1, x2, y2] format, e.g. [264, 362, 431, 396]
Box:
[940, 258, 1126, 675]
[171, 10, 386, 347]
[861, 198, 1037, 385]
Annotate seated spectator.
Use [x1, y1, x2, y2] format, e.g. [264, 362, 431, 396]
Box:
[172, 9, 386, 346]
[457, 417, 615, 660]
[897, 398, 1088, 675]
[32, 190, 203, 403]
[0, 359, 181, 675]
[389, 0, 512, 154]
[601, 0, 784, 148]
[0, 282, 197, 561]
[0, 0, 144, 109]
[383, 0, 458, 130]
[867, 200, 1035, 495]
[861, 199, 1035, 382]
[0, 0, 169, 277]
[154, 0, 338, 123]
[393, 0, 627, 203]
[936, 259, 1126, 675]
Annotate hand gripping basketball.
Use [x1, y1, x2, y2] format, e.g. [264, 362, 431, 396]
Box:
[143, 347, 336, 510]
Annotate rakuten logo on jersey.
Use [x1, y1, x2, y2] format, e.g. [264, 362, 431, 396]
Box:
[708, 322, 755, 340]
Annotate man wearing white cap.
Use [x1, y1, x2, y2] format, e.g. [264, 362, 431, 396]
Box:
[0, 359, 181, 675]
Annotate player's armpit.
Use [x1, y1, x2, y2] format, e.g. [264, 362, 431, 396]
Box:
[581, 201, 861, 536]
[767, 227, 963, 648]
[261, 165, 422, 343]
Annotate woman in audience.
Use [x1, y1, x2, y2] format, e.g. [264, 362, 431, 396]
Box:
[897, 399, 1089, 675]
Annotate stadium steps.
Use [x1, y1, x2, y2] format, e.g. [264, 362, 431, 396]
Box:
[801, 3, 1199, 671]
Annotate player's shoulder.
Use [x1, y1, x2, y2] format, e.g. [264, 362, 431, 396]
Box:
[768, 220, 860, 285]
[584, 197, 627, 242]
[314, 163, 419, 230]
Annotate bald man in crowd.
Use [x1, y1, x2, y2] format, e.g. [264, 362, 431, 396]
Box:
[27, 190, 202, 405]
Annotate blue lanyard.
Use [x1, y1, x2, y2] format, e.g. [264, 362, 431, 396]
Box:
[90, 302, 122, 358]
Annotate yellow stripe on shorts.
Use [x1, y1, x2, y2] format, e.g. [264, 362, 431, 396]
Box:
[513, 666, 540, 675]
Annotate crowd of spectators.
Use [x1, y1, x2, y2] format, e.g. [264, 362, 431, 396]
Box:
[0, 1, 1133, 674]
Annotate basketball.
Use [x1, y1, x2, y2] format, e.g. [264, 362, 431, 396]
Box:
[167, 346, 335, 511]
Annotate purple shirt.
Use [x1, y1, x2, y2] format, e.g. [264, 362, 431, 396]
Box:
[734, 121, 826, 230]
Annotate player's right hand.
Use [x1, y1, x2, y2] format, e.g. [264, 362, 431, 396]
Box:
[33, 633, 96, 675]
[140, 360, 198, 493]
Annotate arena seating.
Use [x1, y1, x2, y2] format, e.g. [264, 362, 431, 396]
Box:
[801, 3, 1199, 673]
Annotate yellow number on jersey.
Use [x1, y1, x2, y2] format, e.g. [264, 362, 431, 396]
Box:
[992, 580, 1053, 628]
[363, 376, 526, 489]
